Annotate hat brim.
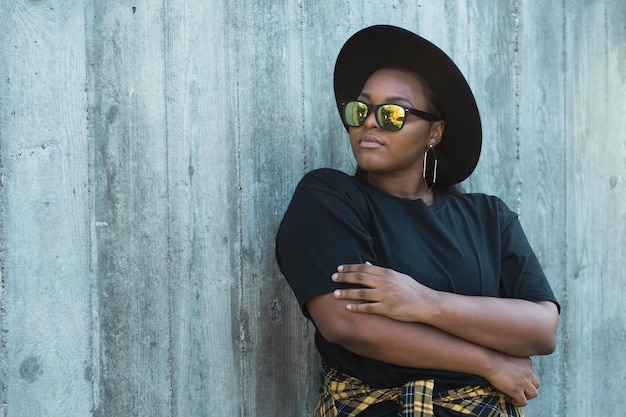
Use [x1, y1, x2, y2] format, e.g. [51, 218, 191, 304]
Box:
[334, 25, 482, 186]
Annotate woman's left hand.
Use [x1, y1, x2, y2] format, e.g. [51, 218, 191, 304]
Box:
[332, 262, 437, 322]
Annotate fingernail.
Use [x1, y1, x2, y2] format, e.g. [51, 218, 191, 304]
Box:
[337, 265, 344, 272]
[332, 273, 338, 281]
[365, 261, 372, 265]
[334, 290, 342, 297]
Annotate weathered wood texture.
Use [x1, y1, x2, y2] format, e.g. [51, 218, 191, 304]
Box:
[562, 1, 626, 416]
[1, 0, 625, 416]
[0, 1, 92, 416]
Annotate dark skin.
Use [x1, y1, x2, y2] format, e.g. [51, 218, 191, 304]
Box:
[333, 263, 558, 357]
[305, 68, 559, 407]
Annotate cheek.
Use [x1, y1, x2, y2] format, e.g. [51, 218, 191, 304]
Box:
[402, 127, 431, 151]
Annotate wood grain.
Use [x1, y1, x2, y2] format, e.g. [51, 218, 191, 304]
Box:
[563, 1, 626, 416]
[0, 1, 92, 416]
[1, 1, 625, 416]
[87, 1, 171, 415]
[517, 1, 566, 415]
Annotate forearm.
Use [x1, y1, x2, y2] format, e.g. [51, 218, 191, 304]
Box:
[331, 263, 559, 357]
[424, 293, 558, 357]
[308, 292, 542, 406]
[308, 294, 499, 376]
[341, 313, 500, 375]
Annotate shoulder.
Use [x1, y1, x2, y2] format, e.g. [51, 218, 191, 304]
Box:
[282, 168, 371, 224]
[295, 168, 357, 193]
[293, 168, 366, 203]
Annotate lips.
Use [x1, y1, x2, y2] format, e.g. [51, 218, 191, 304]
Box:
[358, 134, 385, 149]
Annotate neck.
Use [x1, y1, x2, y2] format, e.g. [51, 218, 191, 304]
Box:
[366, 172, 433, 204]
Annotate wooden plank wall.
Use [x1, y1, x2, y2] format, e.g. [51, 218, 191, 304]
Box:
[1, 1, 93, 416]
[1, 1, 625, 416]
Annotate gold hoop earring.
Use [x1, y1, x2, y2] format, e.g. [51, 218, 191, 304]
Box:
[422, 145, 438, 191]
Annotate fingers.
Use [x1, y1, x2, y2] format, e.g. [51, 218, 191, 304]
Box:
[333, 287, 379, 302]
[510, 394, 527, 408]
[332, 263, 382, 312]
[332, 263, 382, 287]
[525, 376, 540, 401]
[338, 297, 379, 314]
[526, 384, 539, 401]
[510, 387, 537, 407]
[510, 375, 541, 407]
[332, 263, 425, 322]
[532, 375, 541, 390]
[336, 262, 379, 275]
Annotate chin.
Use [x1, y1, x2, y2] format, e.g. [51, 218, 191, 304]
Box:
[356, 160, 388, 173]
[354, 155, 380, 170]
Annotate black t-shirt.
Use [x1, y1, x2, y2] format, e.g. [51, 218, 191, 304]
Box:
[275, 168, 559, 415]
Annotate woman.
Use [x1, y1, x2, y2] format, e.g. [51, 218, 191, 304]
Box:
[275, 25, 559, 417]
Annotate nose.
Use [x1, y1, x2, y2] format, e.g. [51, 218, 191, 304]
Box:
[363, 109, 379, 129]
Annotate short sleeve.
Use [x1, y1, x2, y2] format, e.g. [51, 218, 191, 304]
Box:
[497, 199, 560, 311]
[275, 169, 375, 316]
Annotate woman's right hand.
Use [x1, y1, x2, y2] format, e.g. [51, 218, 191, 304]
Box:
[485, 353, 540, 407]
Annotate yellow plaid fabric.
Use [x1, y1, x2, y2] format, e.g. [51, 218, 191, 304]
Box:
[314, 365, 524, 417]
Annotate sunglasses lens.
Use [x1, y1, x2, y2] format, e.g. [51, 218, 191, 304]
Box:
[377, 105, 405, 131]
[344, 101, 369, 127]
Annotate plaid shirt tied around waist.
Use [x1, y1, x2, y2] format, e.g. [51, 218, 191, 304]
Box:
[314, 365, 524, 417]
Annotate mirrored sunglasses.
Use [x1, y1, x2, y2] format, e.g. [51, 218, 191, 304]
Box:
[341, 100, 441, 131]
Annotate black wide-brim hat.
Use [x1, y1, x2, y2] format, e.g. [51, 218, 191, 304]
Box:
[334, 25, 482, 186]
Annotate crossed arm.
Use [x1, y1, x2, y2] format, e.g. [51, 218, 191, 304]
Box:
[305, 262, 559, 407]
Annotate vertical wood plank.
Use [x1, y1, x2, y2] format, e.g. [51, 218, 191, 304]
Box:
[163, 1, 243, 415]
[465, 2, 520, 205]
[564, 0, 626, 415]
[563, 2, 605, 416]
[300, 3, 354, 174]
[414, 0, 471, 70]
[517, 2, 567, 416]
[601, 3, 626, 415]
[234, 2, 323, 415]
[0, 1, 623, 416]
[0, 1, 92, 416]
[86, 1, 171, 415]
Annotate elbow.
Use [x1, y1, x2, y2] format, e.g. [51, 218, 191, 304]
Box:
[316, 315, 362, 346]
[536, 333, 557, 355]
[513, 328, 557, 357]
[545, 339, 557, 355]
[306, 295, 370, 347]
[544, 321, 558, 354]
[533, 323, 559, 356]
[531, 301, 559, 356]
